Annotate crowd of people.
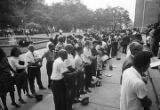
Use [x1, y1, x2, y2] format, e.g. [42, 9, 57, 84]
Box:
[0, 23, 160, 110]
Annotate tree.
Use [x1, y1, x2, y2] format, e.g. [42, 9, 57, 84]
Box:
[0, 0, 132, 32]
[0, 0, 15, 28]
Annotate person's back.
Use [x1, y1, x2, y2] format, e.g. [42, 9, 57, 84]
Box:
[120, 67, 147, 110]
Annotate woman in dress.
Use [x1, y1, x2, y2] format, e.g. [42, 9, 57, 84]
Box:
[10, 47, 32, 104]
[0, 48, 20, 110]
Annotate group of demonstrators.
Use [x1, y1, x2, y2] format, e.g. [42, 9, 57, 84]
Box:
[0, 31, 114, 110]
[47, 33, 117, 110]
[0, 23, 160, 110]
[0, 45, 46, 110]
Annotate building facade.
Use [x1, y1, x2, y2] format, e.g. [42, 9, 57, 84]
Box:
[134, 0, 160, 30]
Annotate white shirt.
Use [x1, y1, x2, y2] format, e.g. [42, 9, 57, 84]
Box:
[64, 54, 75, 68]
[120, 67, 147, 110]
[82, 47, 92, 64]
[74, 54, 83, 71]
[102, 41, 107, 49]
[51, 57, 67, 80]
[9, 56, 26, 71]
[25, 51, 39, 64]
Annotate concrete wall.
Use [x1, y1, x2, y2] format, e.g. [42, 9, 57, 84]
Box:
[134, 0, 160, 29]
[1, 40, 48, 57]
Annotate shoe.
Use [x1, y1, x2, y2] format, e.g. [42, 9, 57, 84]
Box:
[97, 76, 102, 79]
[11, 102, 21, 108]
[32, 93, 38, 97]
[80, 90, 87, 95]
[19, 98, 26, 104]
[86, 89, 92, 93]
[48, 85, 51, 89]
[39, 87, 46, 90]
[73, 99, 81, 103]
[27, 94, 34, 98]
[4, 107, 8, 110]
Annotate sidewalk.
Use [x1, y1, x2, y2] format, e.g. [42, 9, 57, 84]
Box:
[4, 49, 123, 110]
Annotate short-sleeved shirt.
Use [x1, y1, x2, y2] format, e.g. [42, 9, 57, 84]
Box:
[9, 56, 25, 71]
[64, 54, 75, 68]
[51, 57, 67, 80]
[82, 47, 92, 64]
[25, 51, 39, 64]
[74, 54, 83, 71]
[120, 67, 147, 110]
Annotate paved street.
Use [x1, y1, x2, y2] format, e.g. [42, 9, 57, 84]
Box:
[4, 49, 160, 110]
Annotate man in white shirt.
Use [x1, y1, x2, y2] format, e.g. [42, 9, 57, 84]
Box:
[51, 49, 68, 110]
[120, 51, 152, 110]
[83, 40, 93, 93]
[25, 45, 45, 96]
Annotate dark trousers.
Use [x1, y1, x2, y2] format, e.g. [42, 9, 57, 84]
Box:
[107, 45, 111, 57]
[28, 66, 43, 94]
[64, 74, 77, 110]
[122, 45, 127, 54]
[46, 61, 53, 87]
[91, 58, 97, 76]
[51, 79, 66, 110]
[151, 38, 159, 56]
[84, 64, 92, 90]
[76, 71, 84, 97]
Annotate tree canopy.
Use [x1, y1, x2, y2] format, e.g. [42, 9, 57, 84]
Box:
[0, 0, 131, 31]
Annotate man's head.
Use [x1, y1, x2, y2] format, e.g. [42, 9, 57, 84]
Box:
[58, 36, 64, 43]
[84, 40, 91, 48]
[133, 51, 153, 72]
[48, 43, 55, 51]
[28, 45, 35, 52]
[75, 44, 83, 55]
[11, 47, 21, 57]
[65, 44, 74, 54]
[58, 49, 68, 61]
[130, 42, 143, 56]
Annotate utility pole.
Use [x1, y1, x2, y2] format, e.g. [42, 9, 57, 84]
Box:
[141, 0, 146, 32]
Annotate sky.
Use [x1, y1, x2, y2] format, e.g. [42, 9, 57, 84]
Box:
[44, 0, 136, 21]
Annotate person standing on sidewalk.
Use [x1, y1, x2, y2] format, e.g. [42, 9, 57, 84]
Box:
[82, 40, 93, 93]
[10, 47, 32, 104]
[42, 43, 55, 88]
[0, 48, 20, 110]
[25, 45, 46, 96]
[51, 49, 68, 110]
[120, 42, 143, 84]
[120, 51, 152, 110]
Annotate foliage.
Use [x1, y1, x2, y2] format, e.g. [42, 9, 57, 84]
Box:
[0, 0, 131, 32]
